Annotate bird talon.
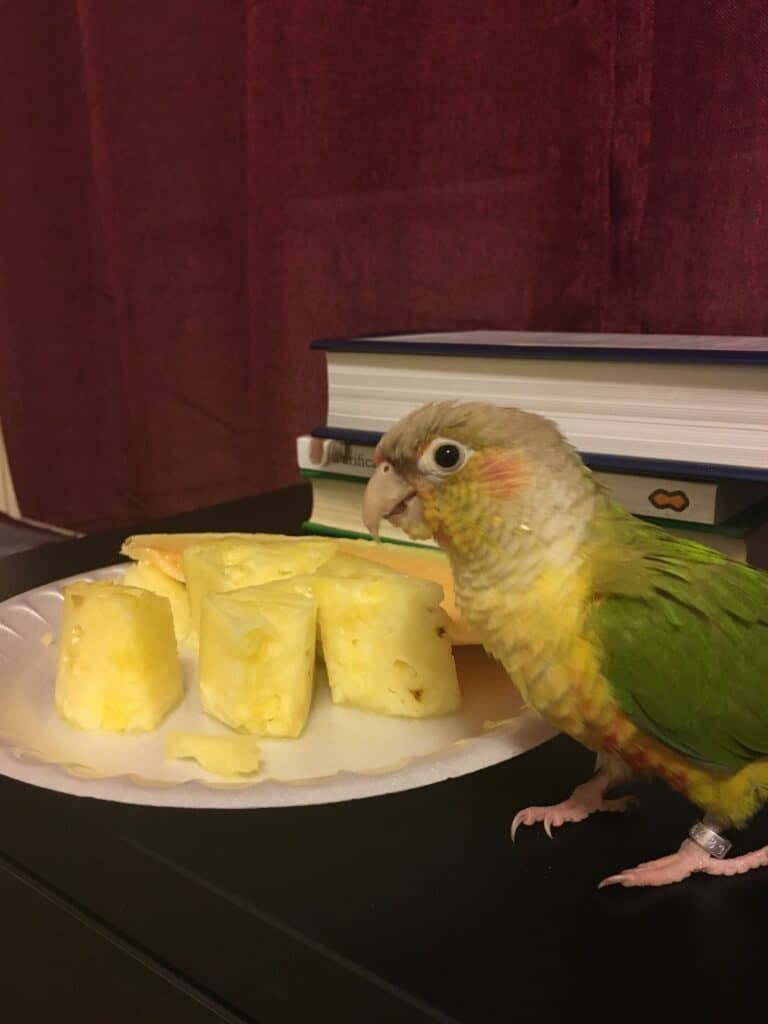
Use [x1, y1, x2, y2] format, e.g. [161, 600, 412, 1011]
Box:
[511, 773, 635, 844]
[597, 874, 624, 889]
[510, 811, 528, 842]
[597, 840, 730, 888]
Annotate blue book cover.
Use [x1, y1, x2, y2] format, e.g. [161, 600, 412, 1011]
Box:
[311, 330, 768, 365]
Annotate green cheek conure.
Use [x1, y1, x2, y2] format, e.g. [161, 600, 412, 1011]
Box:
[362, 401, 768, 888]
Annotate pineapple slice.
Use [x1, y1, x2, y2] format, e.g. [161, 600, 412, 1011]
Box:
[312, 570, 461, 718]
[199, 585, 317, 737]
[271, 557, 395, 664]
[315, 551, 400, 580]
[164, 731, 261, 777]
[55, 581, 183, 733]
[122, 561, 193, 648]
[336, 540, 479, 645]
[183, 537, 336, 634]
[122, 532, 333, 581]
[252, 575, 325, 661]
[121, 531, 478, 645]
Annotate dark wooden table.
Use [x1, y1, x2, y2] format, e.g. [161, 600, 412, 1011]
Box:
[0, 485, 765, 1023]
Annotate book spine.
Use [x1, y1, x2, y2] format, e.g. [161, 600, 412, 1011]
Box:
[298, 437, 768, 527]
[303, 473, 768, 566]
[296, 435, 375, 478]
[597, 473, 720, 524]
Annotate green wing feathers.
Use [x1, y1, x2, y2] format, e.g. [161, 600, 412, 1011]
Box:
[586, 504, 768, 772]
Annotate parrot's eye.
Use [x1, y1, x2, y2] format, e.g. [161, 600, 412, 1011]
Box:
[418, 437, 471, 477]
[434, 444, 461, 468]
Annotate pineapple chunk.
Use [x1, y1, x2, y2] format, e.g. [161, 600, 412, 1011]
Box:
[183, 537, 336, 634]
[247, 575, 325, 661]
[121, 530, 478, 645]
[199, 586, 317, 737]
[55, 581, 182, 733]
[122, 532, 333, 581]
[164, 731, 261, 777]
[122, 561, 193, 648]
[249, 576, 317, 601]
[308, 552, 393, 665]
[336, 540, 479, 645]
[312, 572, 461, 718]
[315, 552, 400, 580]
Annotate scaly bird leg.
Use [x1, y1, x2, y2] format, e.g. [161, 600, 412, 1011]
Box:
[511, 766, 636, 841]
[599, 816, 768, 888]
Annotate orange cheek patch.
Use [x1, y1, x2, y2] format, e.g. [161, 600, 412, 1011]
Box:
[471, 449, 525, 498]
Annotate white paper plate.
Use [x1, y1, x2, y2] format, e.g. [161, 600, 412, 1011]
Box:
[0, 566, 555, 808]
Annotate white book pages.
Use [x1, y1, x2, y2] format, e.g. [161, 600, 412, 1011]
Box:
[325, 353, 768, 469]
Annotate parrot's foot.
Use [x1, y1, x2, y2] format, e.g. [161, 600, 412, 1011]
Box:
[511, 770, 636, 841]
[599, 840, 768, 889]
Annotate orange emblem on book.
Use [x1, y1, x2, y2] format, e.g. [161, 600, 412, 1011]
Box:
[648, 488, 690, 512]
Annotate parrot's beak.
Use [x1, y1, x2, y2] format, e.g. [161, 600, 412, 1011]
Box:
[362, 462, 428, 540]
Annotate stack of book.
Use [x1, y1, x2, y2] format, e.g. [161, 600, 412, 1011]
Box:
[299, 332, 768, 567]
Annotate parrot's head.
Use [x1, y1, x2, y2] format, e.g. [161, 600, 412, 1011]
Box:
[362, 401, 600, 565]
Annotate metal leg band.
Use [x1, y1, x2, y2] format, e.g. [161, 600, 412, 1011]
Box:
[688, 821, 732, 859]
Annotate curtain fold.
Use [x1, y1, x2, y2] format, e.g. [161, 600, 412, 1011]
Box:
[0, 1, 765, 531]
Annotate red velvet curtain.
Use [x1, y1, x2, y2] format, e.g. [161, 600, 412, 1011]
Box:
[1, 1, 767, 531]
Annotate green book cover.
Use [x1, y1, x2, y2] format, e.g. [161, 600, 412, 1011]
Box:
[302, 470, 768, 539]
